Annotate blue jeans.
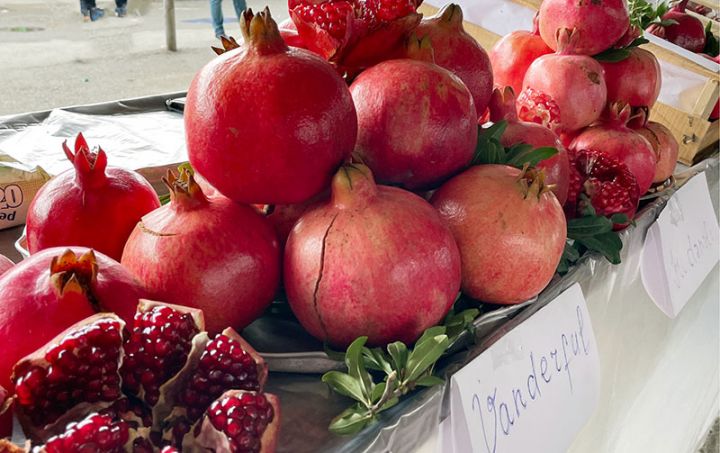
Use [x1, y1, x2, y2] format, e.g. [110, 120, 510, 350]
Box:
[80, 0, 126, 15]
[210, 0, 247, 37]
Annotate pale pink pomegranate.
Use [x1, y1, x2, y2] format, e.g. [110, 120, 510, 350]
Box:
[489, 14, 552, 95]
[488, 86, 570, 204]
[350, 37, 477, 190]
[629, 110, 679, 183]
[284, 164, 462, 347]
[601, 47, 661, 109]
[571, 102, 657, 195]
[518, 28, 607, 133]
[432, 165, 566, 304]
[539, 0, 630, 55]
[415, 3, 493, 115]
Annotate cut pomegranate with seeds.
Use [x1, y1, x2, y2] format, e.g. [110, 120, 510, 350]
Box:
[11, 314, 125, 443]
[189, 390, 280, 453]
[517, 87, 562, 131]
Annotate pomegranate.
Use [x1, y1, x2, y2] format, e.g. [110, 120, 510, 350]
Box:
[489, 14, 553, 95]
[538, 0, 630, 55]
[565, 149, 640, 223]
[601, 47, 661, 109]
[12, 313, 126, 441]
[570, 102, 657, 195]
[518, 28, 607, 133]
[284, 163, 462, 347]
[25, 133, 160, 261]
[0, 247, 143, 393]
[122, 169, 280, 335]
[0, 254, 13, 277]
[350, 38, 478, 189]
[415, 3, 494, 115]
[431, 165, 566, 304]
[188, 389, 280, 453]
[648, 0, 706, 53]
[629, 110, 679, 183]
[488, 86, 570, 204]
[186, 8, 357, 205]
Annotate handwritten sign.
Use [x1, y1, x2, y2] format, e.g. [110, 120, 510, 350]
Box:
[641, 174, 720, 318]
[438, 283, 600, 453]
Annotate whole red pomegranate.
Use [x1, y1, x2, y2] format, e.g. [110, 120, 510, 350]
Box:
[186, 8, 357, 205]
[0, 254, 13, 276]
[25, 133, 160, 261]
[571, 102, 657, 195]
[489, 14, 552, 95]
[518, 28, 607, 133]
[284, 164, 462, 347]
[350, 38, 478, 189]
[488, 86, 570, 204]
[121, 168, 281, 335]
[0, 247, 143, 392]
[538, 0, 630, 55]
[601, 47, 661, 109]
[431, 165, 566, 304]
[648, 0, 706, 53]
[629, 110, 679, 183]
[415, 3, 493, 115]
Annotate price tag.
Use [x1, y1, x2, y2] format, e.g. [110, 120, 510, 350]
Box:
[438, 283, 600, 453]
[641, 174, 720, 318]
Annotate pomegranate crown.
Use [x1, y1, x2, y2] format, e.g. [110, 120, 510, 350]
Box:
[406, 34, 436, 63]
[555, 28, 581, 55]
[62, 132, 108, 183]
[162, 166, 208, 209]
[488, 86, 518, 123]
[607, 101, 634, 126]
[211, 35, 241, 56]
[331, 163, 378, 209]
[434, 3, 464, 28]
[49, 249, 99, 298]
[239, 7, 288, 55]
[516, 165, 554, 200]
[531, 11, 540, 35]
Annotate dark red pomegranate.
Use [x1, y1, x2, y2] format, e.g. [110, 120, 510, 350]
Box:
[629, 110, 680, 183]
[284, 164, 462, 347]
[0, 248, 143, 393]
[488, 86, 570, 204]
[350, 38, 478, 189]
[431, 165, 566, 304]
[489, 14, 552, 95]
[518, 28, 607, 133]
[186, 8, 357, 205]
[12, 314, 125, 442]
[570, 102, 657, 195]
[565, 149, 640, 224]
[538, 0, 630, 55]
[0, 254, 13, 277]
[415, 3, 493, 115]
[121, 169, 280, 335]
[648, 0, 706, 53]
[601, 47, 661, 109]
[25, 133, 160, 261]
[188, 389, 280, 453]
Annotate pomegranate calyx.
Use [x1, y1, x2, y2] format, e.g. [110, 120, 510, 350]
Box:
[211, 35, 241, 56]
[607, 101, 633, 126]
[240, 7, 288, 55]
[517, 165, 552, 200]
[555, 27, 581, 55]
[531, 11, 541, 35]
[405, 34, 435, 63]
[488, 86, 519, 123]
[162, 168, 209, 211]
[331, 163, 378, 209]
[49, 249, 98, 298]
[436, 3, 463, 28]
[63, 133, 109, 187]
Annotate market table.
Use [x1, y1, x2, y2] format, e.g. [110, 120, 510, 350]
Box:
[0, 95, 718, 453]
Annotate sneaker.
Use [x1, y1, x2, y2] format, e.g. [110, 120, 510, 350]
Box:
[90, 7, 105, 21]
[115, 6, 127, 17]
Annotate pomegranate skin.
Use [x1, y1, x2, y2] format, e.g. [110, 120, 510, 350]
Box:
[633, 121, 679, 183]
[0, 247, 143, 392]
[0, 254, 13, 276]
[415, 4, 494, 115]
[601, 48, 661, 109]
[185, 10, 357, 205]
[121, 170, 281, 335]
[431, 165, 566, 304]
[26, 134, 160, 261]
[489, 19, 553, 95]
[539, 0, 630, 56]
[518, 29, 607, 133]
[284, 164, 461, 347]
[350, 57, 477, 190]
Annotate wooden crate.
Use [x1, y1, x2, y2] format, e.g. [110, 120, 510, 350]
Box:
[419, 1, 720, 165]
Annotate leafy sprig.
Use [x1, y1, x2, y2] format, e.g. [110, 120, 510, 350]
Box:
[594, 37, 650, 63]
[628, 0, 675, 30]
[703, 21, 719, 57]
[472, 121, 558, 168]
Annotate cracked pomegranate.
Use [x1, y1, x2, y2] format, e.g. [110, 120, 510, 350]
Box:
[350, 37, 478, 190]
[431, 165, 566, 304]
[601, 47, 661, 109]
[25, 133, 160, 261]
[284, 164, 461, 347]
[185, 8, 357, 205]
[121, 169, 280, 335]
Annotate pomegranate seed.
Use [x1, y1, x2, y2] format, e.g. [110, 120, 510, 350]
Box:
[42, 413, 130, 453]
[517, 88, 562, 130]
[206, 393, 274, 453]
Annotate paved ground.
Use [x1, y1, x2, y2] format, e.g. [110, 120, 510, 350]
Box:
[0, 0, 289, 115]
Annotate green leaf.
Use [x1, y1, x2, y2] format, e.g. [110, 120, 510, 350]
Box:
[159, 193, 171, 205]
[444, 308, 480, 344]
[575, 232, 623, 264]
[369, 381, 387, 404]
[505, 146, 559, 168]
[379, 396, 400, 411]
[362, 348, 393, 374]
[415, 326, 447, 346]
[567, 215, 614, 238]
[405, 334, 450, 383]
[344, 337, 373, 403]
[322, 371, 368, 404]
[415, 375, 445, 387]
[610, 213, 630, 225]
[387, 342, 409, 375]
[703, 21, 719, 57]
[328, 404, 375, 435]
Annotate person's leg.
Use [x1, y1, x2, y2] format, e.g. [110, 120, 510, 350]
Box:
[115, 0, 127, 17]
[80, 0, 94, 16]
[232, 0, 247, 18]
[210, 0, 225, 38]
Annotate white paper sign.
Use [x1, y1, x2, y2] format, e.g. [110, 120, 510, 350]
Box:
[642, 174, 720, 318]
[439, 283, 600, 453]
